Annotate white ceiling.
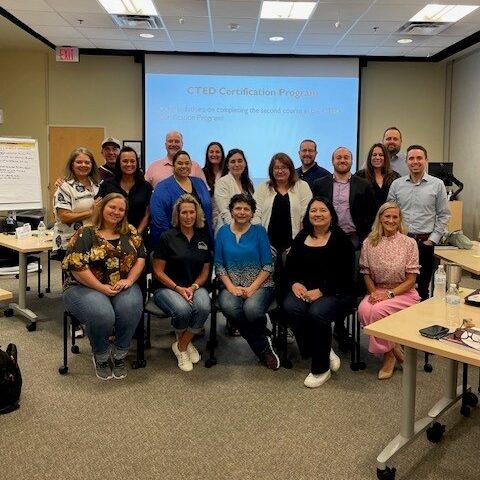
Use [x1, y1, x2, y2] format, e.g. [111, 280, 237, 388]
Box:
[1, 0, 480, 58]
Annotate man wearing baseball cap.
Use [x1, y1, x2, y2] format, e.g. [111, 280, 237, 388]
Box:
[99, 137, 121, 180]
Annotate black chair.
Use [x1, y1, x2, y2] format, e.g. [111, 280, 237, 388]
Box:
[58, 310, 146, 375]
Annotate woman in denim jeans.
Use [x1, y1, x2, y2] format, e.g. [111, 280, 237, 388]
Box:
[214, 193, 280, 370]
[152, 195, 212, 373]
[62, 193, 146, 381]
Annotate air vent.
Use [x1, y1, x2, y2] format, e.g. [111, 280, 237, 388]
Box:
[397, 21, 453, 36]
[112, 14, 163, 30]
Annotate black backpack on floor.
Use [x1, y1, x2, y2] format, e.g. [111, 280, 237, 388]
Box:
[0, 343, 22, 414]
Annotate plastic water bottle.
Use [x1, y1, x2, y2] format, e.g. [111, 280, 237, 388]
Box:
[433, 265, 446, 301]
[37, 220, 46, 240]
[446, 283, 461, 328]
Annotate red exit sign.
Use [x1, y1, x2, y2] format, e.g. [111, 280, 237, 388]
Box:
[55, 46, 79, 62]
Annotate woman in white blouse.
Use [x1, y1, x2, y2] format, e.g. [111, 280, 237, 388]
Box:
[214, 148, 254, 229]
[253, 152, 312, 313]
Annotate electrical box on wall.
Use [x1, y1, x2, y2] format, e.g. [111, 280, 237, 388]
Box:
[0, 109, 4, 124]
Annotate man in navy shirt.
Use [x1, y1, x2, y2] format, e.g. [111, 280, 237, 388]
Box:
[295, 139, 330, 190]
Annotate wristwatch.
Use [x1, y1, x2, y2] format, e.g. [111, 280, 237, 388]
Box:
[387, 290, 395, 299]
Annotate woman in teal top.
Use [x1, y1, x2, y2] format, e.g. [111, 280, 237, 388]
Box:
[214, 193, 280, 370]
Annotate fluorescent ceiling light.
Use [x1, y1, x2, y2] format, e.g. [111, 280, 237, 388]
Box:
[261, 1, 316, 20]
[97, 0, 158, 15]
[139, 33, 154, 38]
[269, 36, 284, 42]
[397, 38, 413, 44]
[410, 4, 479, 23]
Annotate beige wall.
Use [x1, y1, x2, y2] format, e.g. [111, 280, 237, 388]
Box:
[1, 50, 449, 217]
[447, 48, 480, 239]
[0, 51, 142, 214]
[359, 61, 447, 166]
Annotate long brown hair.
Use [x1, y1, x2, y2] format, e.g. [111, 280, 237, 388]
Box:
[364, 143, 397, 186]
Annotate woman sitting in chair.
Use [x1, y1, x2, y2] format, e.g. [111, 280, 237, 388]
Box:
[152, 195, 212, 373]
[358, 202, 420, 380]
[215, 193, 280, 370]
[283, 197, 355, 388]
[62, 193, 146, 381]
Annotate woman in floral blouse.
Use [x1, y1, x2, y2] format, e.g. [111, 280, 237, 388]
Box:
[62, 193, 146, 381]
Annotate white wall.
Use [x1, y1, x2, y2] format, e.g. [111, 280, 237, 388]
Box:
[447, 48, 480, 239]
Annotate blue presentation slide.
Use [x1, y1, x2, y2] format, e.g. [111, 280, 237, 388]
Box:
[146, 73, 358, 183]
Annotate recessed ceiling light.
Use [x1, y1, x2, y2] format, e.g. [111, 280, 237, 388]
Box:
[139, 33, 154, 38]
[410, 4, 479, 23]
[397, 38, 413, 44]
[261, 1, 316, 20]
[269, 36, 284, 42]
[97, 0, 158, 16]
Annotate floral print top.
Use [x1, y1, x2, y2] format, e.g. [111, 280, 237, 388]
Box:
[62, 225, 146, 291]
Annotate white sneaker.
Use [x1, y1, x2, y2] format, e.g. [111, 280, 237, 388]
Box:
[186, 342, 201, 364]
[304, 370, 331, 388]
[329, 348, 341, 372]
[172, 342, 193, 372]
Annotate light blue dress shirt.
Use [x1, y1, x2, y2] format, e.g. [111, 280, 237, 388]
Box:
[387, 173, 450, 244]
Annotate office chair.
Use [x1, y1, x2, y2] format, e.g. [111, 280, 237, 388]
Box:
[58, 310, 146, 375]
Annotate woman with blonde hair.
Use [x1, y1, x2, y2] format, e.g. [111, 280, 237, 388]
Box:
[358, 202, 420, 379]
[62, 193, 146, 380]
[152, 194, 212, 372]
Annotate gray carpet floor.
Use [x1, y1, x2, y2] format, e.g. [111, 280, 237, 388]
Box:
[1, 253, 479, 480]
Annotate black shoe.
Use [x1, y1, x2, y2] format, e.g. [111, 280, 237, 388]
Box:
[263, 337, 280, 370]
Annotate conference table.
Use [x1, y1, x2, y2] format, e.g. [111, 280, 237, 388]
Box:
[364, 291, 480, 479]
[435, 246, 480, 276]
[0, 232, 52, 331]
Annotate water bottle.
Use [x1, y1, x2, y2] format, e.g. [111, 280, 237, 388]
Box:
[446, 283, 461, 328]
[37, 220, 46, 240]
[433, 265, 446, 301]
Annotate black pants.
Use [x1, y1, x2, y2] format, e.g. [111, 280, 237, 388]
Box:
[416, 241, 435, 301]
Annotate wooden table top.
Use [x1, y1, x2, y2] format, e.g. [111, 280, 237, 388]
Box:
[0, 232, 53, 253]
[435, 247, 480, 275]
[0, 288, 13, 301]
[363, 289, 480, 367]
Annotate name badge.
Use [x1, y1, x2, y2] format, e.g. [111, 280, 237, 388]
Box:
[197, 241, 208, 250]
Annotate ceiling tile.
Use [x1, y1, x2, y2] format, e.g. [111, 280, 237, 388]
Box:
[131, 40, 174, 51]
[257, 19, 306, 34]
[169, 30, 212, 42]
[404, 47, 441, 58]
[361, 4, 423, 22]
[367, 46, 411, 56]
[332, 46, 374, 56]
[212, 18, 258, 32]
[214, 43, 254, 54]
[292, 45, 335, 55]
[123, 29, 169, 41]
[172, 41, 214, 52]
[61, 13, 116, 28]
[90, 39, 135, 49]
[10, 10, 70, 27]
[46, 0, 105, 14]
[311, 3, 372, 21]
[338, 34, 390, 46]
[303, 21, 355, 34]
[210, 0, 261, 18]
[162, 16, 210, 31]
[77, 27, 127, 40]
[33, 25, 85, 38]
[214, 32, 255, 43]
[47, 36, 96, 48]
[297, 34, 344, 46]
[156, 0, 209, 17]
[348, 21, 404, 35]
[1, 0, 52, 11]
[420, 35, 465, 48]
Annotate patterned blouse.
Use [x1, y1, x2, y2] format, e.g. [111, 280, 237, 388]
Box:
[359, 232, 420, 288]
[214, 224, 274, 288]
[53, 178, 99, 251]
[62, 225, 146, 291]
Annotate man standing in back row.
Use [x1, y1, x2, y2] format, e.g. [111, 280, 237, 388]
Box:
[388, 145, 450, 301]
[146, 131, 207, 188]
[382, 127, 409, 177]
[295, 139, 330, 190]
[312, 146, 376, 250]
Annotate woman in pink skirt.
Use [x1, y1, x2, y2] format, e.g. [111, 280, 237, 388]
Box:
[358, 202, 421, 379]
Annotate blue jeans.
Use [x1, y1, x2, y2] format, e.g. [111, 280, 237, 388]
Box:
[153, 287, 211, 333]
[218, 287, 275, 357]
[63, 284, 143, 356]
[283, 292, 353, 374]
